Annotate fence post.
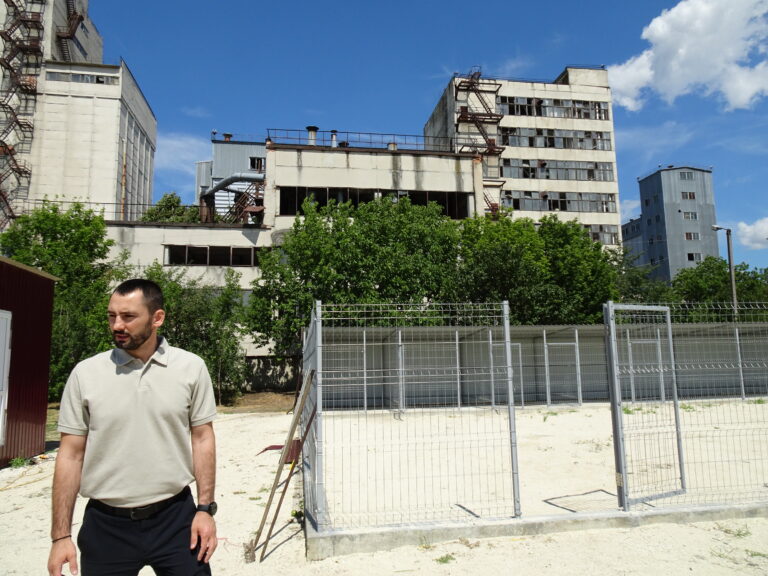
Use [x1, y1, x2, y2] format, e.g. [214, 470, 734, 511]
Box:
[314, 300, 329, 526]
[363, 329, 368, 411]
[734, 327, 746, 400]
[488, 329, 495, 408]
[604, 301, 630, 511]
[502, 301, 521, 517]
[397, 329, 405, 411]
[455, 330, 462, 408]
[543, 329, 551, 406]
[574, 328, 583, 405]
[626, 329, 636, 402]
[665, 308, 687, 492]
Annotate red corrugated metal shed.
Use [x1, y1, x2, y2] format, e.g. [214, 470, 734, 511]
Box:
[0, 255, 57, 467]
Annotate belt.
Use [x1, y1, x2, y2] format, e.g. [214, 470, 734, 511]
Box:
[89, 486, 191, 521]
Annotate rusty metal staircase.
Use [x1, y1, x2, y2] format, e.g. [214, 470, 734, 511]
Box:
[56, 0, 82, 62]
[454, 67, 504, 216]
[0, 0, 45, 228]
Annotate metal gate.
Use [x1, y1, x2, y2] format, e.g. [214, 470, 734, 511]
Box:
[603, 302, 686, 510]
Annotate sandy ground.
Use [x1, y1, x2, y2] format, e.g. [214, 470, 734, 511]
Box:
[2, 405, 768, 575]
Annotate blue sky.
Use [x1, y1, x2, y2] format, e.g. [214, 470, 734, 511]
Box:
[89, 0, 768, 269]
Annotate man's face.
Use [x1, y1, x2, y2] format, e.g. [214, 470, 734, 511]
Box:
[107, 290, 163, 355]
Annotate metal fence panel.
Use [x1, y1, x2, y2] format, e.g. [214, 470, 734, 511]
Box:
[302, 302, 521, 530]
[605, 302, 768, 511]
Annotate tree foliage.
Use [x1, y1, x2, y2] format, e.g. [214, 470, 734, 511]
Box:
[140, 192, 200, 223]
[143, 264, 249, 404]
[0, 203, 129, 399]
[249, 199, 623, 354]
[672, 256, 768, 303]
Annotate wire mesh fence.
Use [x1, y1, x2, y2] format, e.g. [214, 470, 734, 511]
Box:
[300, 301, 520, 530]
[301, 300, 768, 534]
[605, 302, 768, 511]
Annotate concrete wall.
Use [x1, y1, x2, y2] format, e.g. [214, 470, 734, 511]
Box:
[106, 222, 266, 287]
[22, 61, 155, 219]
[423, 68, 621, 246]
[264, 146, 481, 228]
[637, 167, 718, 281]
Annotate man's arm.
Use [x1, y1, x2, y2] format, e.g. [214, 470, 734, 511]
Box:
[48, 433, 86, 576]
[190, 422, 217, 563]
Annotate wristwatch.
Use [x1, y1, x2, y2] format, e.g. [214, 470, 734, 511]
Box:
[196, 502, 218, 516]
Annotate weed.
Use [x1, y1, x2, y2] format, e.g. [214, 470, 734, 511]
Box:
[258, 486, 269, 493]
[434, 554, 455, 564]
[542, 411, 558, 422]
[680, 403, 696, 412]
[458, 537, 480, 549]
[9, 457, 27, 468]
[748, 398, 766, 405]
[418, 537, 434, 551]
[715, 523, 751, 538]
[710, 548, 738, 563]
[249, 496, 261, 501]
[746, 550, 768, 558]
[232, 490, 246, 495]
[622, 406, 636, 415]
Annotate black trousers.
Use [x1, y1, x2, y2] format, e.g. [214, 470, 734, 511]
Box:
[78, 490, 212, 576]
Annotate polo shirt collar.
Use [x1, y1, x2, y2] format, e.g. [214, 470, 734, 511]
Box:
[111, 336, 170, 367]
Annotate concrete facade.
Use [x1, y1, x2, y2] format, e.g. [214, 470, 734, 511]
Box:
[424, 67, 621, 246]
[0, 0, 155, 226]
[622, 166, 718, 282]
[23, 60, 155, 219]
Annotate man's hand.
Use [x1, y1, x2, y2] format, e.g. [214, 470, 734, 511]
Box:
[47, 537, 78, 576]
[190, 511, 217, 563]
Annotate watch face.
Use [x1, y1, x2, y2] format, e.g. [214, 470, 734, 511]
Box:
[199, 502, 218, 516]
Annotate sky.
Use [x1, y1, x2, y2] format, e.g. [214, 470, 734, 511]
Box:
[88, 0, 768, 269]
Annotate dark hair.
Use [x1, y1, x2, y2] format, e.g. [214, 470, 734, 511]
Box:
[113, 279, 164, 313]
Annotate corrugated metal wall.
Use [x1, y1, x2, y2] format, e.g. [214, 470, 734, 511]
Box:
[0, 257, 56, 467]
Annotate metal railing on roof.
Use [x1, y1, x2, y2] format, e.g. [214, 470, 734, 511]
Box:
[266, 128, 458, 153]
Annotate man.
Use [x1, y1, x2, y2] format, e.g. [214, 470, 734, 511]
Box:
[47, 279, 218, 576]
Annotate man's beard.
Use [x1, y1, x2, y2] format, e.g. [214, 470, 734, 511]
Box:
[113, 320, 153, 350]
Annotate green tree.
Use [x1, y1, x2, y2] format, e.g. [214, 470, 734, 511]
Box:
[672, 256, 768, 303]
[248, 197, 460, 355]
[612, 248, 674, 303]
[141, 192, 200, 223]
[0, 202, 130, 399]
[456, 215, 550, 324]
[536, 215, 618, 324]
[143, 263, 249, 404]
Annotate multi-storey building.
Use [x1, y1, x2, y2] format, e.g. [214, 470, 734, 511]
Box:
[424, 66, 621, 246]
[621, 166, 718, 282]
[0, 0, 155, 227]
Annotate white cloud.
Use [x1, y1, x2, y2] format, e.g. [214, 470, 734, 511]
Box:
[737, 217, 768, 248]
[620, 198, 641, 220]
[614, 121, 695, 161]
[609, 0, 768, 110]
[181, 106, 211, 118]
[492, 57, 531, 78]
[154, 132, 210, 177]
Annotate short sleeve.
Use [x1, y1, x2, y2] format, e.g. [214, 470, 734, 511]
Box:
[190, 361, 217, 427]
[58, 368, 89, 435]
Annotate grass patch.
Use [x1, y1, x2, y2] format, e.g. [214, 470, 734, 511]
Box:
[746, 550, 768, 558]
[418, 537, 434, 551]
[434, 554, 455, 564]
[748, 398, 766, 405]
[9, 456, 27, 468]
[542, 411, 558, 422]
[680, 403, 696, 412]
[715, 523, 751, 538]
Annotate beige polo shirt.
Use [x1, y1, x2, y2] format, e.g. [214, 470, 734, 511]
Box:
[58, 337, 217, 507]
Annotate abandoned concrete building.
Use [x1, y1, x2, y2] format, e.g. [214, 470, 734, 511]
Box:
[148, 65, 622, 290]
[0, 0, 156, 228]
[622, 165, 719, 282]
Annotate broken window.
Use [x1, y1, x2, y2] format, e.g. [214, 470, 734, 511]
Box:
[249, 157, 265, 171]
[164, 245, 260, 267]
[683, 211, 698, 220]
[687, 252, 702, 262]
[679, 171, 694, 181]
[684, 232, 700, 240]
[681, 191, 696, 200]
[501, 159, 614, 181]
